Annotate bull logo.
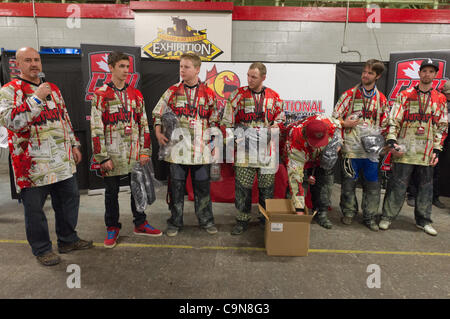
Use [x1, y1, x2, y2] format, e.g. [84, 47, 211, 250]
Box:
[142, 17, 223, 61]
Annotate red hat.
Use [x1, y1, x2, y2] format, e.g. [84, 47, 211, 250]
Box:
[304, 119, 329, 148]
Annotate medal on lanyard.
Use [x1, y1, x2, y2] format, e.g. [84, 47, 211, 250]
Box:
[416, 91, 431, 136]
[184, 85, 199, 129]
[361, 87, 375, 124]
[116, 88, 132, 136]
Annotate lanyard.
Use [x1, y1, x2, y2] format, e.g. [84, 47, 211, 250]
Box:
[112, 86, 128, 112]
[417, 90, 431, 118]
[184, 85, 199, 109]
[360, 86, 376, 121]
[251, 90, 265, 114]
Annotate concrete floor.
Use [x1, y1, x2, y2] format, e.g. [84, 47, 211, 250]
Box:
[0, 160, 449, 299]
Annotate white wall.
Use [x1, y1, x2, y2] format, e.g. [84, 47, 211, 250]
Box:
[1, 17, 450, 62]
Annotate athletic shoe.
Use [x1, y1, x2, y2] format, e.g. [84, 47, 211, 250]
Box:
[416, 224, 437, 236]
[166, 227, 179, 237]
[134, 221, 162, 237]
[379, 220, 391, 230]
[104, 227, 120, 248]
[432, 198, 445, 209]
[205, 225, 218, 235]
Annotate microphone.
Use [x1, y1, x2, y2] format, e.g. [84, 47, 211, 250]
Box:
[38, 72, 51, 101]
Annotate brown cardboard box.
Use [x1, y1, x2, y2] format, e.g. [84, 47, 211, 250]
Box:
[258, 199, 315, 257]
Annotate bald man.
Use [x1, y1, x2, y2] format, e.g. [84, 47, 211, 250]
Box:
[0, 47, 93, 266]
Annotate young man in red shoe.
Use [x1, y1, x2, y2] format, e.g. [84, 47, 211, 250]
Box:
[91, 52, 162, 248]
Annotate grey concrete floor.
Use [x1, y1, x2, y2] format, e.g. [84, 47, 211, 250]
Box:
[0, 161, 449, 299]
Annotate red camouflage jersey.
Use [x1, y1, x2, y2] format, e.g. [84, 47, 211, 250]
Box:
[284, 114, 341, 209]
[0, 78, 80, 192]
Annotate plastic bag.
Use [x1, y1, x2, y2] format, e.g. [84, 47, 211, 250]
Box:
[359, 124, 385, 162]
[320, 134, 342, 170]
[158, 107, 180, 160]
[131, 161, 159, 212]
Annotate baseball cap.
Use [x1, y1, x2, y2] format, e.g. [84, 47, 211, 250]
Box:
[442, 80, 450, 94]
[305, 119, 330, 148]
[420, 58, 439, 72]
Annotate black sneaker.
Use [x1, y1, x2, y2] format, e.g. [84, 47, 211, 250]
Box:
[58, 239, 94, 254]
[231, 221, 249, 235]
[433, 198, 445, 209]
[406, 197, 415, 207]
[36, 251, 61, 266]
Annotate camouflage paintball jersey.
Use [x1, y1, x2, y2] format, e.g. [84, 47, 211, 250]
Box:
[333, 85, 388, 159]
[284, 114, 341, 210]
[0, 78, 80, 192]
[152, 81, 219, 165]
[386, 86, 448, 166]
[91, 83, 151, 177]
[220, 86, 285, 169]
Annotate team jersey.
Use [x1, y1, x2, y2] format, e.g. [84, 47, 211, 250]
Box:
[284, 114, 341, 210]
[0, 78, 80, 192]
[152, 81, 219, 165]
[333, 85, 388, 159]
[220, 86, 285, 169]
[91, 83, 151, 177]
[386, 86, 448, 166]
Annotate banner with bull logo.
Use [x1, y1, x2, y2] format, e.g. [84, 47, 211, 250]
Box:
[386, 50, 450, 105]
[81, 44, 141, 191]
[135, 12, 232, 61]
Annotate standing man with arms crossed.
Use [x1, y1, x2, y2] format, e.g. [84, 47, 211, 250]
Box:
[91, 51, 161, 249]
[153, 53, 219, 237]
[379, 59, 448, 235]
[221, 62, 285, 235]
[333, 59, 388, 231]
[0, 47, 93, 266]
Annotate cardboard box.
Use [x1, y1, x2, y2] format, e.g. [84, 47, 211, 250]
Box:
[258, 199, 315, 257]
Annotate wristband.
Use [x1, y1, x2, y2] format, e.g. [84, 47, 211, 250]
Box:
[32, 96, 42, 105]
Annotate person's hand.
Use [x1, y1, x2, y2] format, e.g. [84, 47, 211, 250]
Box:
[307, 175, 316, 185]
[343, 117, 360, 128]
[430, 153, 439, 167]
[101, 159, 114, 172]
[390, 144, 405, 158]
[156, 131, 169, 146]
[139, 155, 150, 166]
[34, 83, 52, 101]
[72, 147, 82, 165]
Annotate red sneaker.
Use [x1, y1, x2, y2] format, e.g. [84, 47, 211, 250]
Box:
[104, 227, 120, 248]
[134, 221, 162, 237]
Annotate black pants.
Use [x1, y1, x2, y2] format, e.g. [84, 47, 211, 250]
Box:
[168, 163, 214, 229]
[104, 174, 147, 228]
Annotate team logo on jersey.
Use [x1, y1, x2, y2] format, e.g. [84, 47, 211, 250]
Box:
[84, 52, 140, 102]
[142, 17, 223, 61]
[204, 65, 240, 110]
[388, 58, 448, 103]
